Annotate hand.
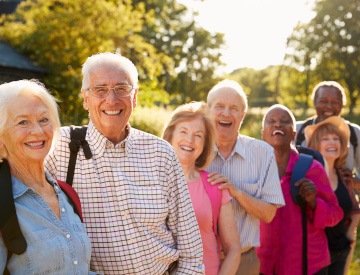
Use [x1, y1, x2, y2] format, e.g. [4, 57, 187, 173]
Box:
[207, 172, 237, 197]
[294, 178, 317, 209]
[338, 168, 355, 187]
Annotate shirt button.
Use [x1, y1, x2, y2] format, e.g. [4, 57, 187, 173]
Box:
[61, 208, 65, 213]
[73, 260, 78, 265]
[66, 234, 71, 239]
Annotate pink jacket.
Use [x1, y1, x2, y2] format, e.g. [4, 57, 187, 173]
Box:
[257, 149, 343, 275]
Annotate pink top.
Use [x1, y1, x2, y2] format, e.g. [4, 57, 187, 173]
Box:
[256, 149, 343, 275]
[187, 177, 232, 275]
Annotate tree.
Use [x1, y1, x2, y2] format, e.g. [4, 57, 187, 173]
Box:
[285, 0, 360, 116]
[0, 0, 170, 124]
[131, 0, 226, 102]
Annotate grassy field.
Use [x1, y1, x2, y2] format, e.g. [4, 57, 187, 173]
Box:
[131, 105, 360, 273]
[350, 232, 360, 274]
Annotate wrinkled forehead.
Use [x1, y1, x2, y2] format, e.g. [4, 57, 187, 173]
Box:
[209, 88, 243, 106]
[263, 105, 296, 128]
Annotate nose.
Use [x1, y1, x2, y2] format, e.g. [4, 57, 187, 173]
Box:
[185, 133, 195, 142]
[221, 107, 230, 116]
[31, 122, 44, 134]
[106, 89, 120, 103]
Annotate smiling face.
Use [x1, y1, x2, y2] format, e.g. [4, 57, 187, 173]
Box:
[261, 107, 296, 149]
[0, 93, 54, 165]
[81, 65, 138, 144]
[171, 117, 206, 168]
[318, 133, 341, 163]
[208, 88, 246, 143]
[314, 86, 343, 122]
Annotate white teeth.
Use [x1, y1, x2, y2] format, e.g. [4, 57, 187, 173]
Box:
[180, 145, 193, 151]
[105, 110, 120, 115]
[324, 112, 334, 116]
[26, 142, 44, 147]
[272, 130, 284, 135]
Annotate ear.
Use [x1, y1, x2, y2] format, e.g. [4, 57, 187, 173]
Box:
[240, 111, 246, 122]
[81, 89, 89, 111]
[132, 88, 138, 109]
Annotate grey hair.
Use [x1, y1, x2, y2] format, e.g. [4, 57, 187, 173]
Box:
[207, 79, 248, 112]
[0, 79, 60, 136]
[262, 104, 296, 130]
[311, 81, 347, 106]
[81, 52, 139, 90]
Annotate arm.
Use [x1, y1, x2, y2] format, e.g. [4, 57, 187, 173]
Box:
[208, 173, 277, 223]
[230, 188, 277, 223]
[346, 213, 360, 244]
[166, 152, 204, 274]
[217, 202, 241, 275]
[303, 162, 343, 228]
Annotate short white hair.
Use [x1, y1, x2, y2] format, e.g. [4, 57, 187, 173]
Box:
[207, 79, 248, 112]
[81, 52, 139, 90]
[0, 79, 60, 136]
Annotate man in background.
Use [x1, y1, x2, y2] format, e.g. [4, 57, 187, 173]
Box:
[206, 79, 285, 275]
[295, 81, 360, 190]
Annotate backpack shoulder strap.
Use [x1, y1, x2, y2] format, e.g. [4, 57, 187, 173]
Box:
[349, 124, 358, 151]
[291, 153, 313, 205]
[57, 180, 83, 222]
[0, 160, 27, 255]
[66, 125, 92, 185]
[295, 118, 315, 146]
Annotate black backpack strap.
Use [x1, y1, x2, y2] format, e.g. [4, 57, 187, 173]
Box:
[295, 118, 315, 146]
[0, 160, 27, 255]
[349, 124, 358, 151]
[66, 126, 92, 186]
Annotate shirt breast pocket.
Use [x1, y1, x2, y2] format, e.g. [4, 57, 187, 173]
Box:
[24, 228, 65, 274]
[239, 181, 260, 197]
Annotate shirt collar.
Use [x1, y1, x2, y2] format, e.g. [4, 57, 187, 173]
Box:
[215, 135, 246, 160]
[12, 172, 58, 199]
[87, 120, 133, 157]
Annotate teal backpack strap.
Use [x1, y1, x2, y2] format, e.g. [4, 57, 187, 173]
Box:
[291, 153, 313, 205]
[290, 153, 313, 275]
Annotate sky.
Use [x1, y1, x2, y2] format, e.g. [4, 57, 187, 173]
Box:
[179, 0, 316, 73]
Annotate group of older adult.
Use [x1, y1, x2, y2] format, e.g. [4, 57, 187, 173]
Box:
[1, 51, 359, 275]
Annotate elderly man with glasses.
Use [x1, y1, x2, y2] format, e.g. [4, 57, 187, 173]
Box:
[45, 52, 204, 275]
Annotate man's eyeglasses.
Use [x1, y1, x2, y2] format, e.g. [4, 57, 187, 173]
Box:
[86, 84, 134, 98]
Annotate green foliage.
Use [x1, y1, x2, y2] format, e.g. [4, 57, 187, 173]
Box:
[132, 0, 226, 103]
[0, 0, 226, 125]
[130, 105, 173, 137]
[285, 0, 360, 115]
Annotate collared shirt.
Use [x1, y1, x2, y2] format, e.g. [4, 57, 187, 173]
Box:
[45, 121, 204, 275]
[296, 117, 360, 178]
[207, 135, 285, 249]
[0, 173, 95, 275]
[256, 149, 343, 275]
